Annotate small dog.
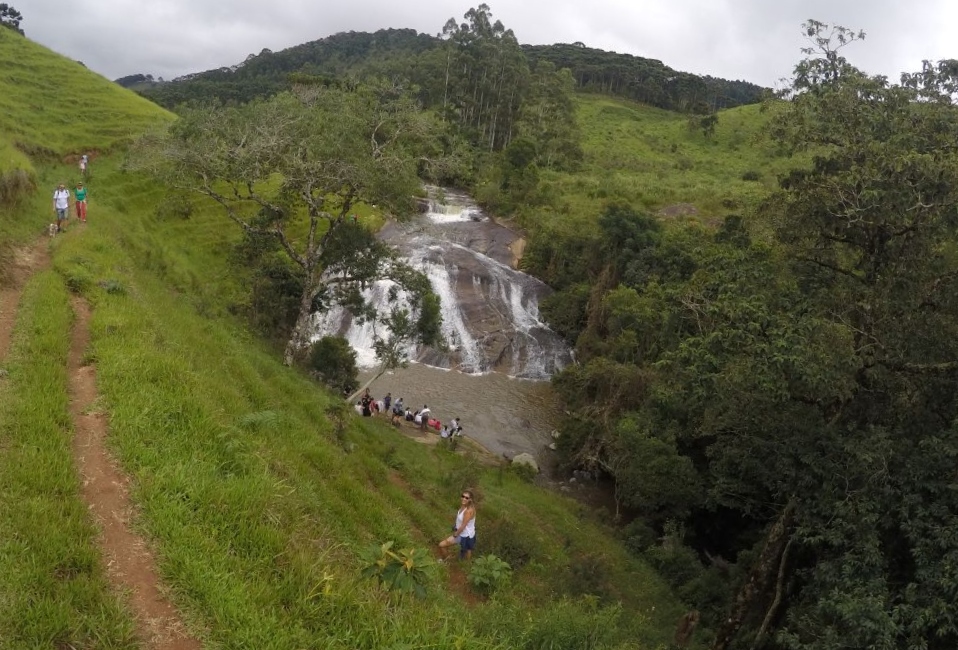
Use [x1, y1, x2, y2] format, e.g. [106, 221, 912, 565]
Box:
[48, 223, 58, 237]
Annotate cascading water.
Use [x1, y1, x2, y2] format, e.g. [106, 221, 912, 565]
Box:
[308, 187, 572, 379]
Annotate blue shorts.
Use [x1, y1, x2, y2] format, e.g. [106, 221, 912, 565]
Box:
[56, 208, 68, 221]
[457, 535, 476, 557]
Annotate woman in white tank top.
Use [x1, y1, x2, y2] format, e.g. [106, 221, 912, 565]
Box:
[438, 489, 476, 560]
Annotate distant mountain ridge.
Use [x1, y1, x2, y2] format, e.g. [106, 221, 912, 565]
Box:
[124, 27, 766, 112]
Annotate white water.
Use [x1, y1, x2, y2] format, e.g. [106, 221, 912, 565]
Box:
[418, 257, 485, 373]
[308, 187, 572, 379]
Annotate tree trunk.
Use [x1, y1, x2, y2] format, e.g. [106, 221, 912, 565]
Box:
[284, 282, 317, 366]
[345, 361, 388, 403]
[711, 501, 796, 650]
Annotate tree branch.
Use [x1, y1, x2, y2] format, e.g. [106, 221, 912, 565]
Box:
[794, 256, 867, 283]
[751, 537, 794, 650]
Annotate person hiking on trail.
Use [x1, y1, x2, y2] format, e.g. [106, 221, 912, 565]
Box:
[74, 181, 88, 223]
[79, 154, 88, 176]
[52, 183, 70, 231]
[439, 489, 476, 561]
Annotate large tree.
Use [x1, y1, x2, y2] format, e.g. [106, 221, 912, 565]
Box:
[139, 81, 443, 366]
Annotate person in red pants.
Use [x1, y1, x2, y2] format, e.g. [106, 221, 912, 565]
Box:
[74, 181, 88, 223]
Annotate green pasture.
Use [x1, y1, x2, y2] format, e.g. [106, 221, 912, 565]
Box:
[524, 94, 800, 233]
[0, 27, 171, 159]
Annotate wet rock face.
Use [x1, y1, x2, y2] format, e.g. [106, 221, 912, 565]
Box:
[312, 188, 572, 379]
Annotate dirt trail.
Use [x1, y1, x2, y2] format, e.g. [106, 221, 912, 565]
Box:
[68, 297, 202, 649]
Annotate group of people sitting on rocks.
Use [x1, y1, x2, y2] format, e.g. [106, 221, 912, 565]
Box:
[355, 390, 463, 438]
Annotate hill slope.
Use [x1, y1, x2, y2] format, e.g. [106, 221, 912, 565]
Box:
[525, 94, 790, 229]
[0, 31, 694, 649]
[0, 27, 171, 159]
[135, 27, 764, 112]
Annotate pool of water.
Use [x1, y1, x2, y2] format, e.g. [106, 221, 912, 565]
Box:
[360, 362, 562, 461]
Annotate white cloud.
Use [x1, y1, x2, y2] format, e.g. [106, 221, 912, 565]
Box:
[20, 0, 957, 85]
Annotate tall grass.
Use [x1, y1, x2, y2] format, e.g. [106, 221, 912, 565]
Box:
[0, 27, 171, 158]
[0, 270, 138, 649]
[37, 155, 687, 648]
[523, 95, 801, 232]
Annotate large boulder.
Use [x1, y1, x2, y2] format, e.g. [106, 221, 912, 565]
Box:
[511, 453, 539, 474]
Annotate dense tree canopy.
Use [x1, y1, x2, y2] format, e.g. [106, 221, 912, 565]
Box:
[538, 22, 958, 650]
[523, 43, 765, 112]
[137, 15, 763, 117]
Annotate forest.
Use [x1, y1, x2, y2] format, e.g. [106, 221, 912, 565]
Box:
[132, 19, 764, 115]
[132, 9, 958, 649]
[527, 23, 958, 650]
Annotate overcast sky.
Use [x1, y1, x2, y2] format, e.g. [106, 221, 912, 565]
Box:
[22, 0, 957, 87]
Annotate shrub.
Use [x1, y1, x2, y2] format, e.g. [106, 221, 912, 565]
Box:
[482, 516, 535, 569]
[0, 169, 36, 206]
[622, 519, 657, 556]
[324, 401, 350, 450]
[740, 169, 761, 181]
[510, 461, 538, 483]
[642, 523, 703, 589]
[678, 566, 732, 629]
[307, 335, 359, 396]
[468, 554, 512, 595]
[566, 553, 614, 601]
[360, 541, 433, 598]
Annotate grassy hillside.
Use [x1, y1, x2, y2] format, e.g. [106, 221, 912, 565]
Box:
[523, 94, 794, 234]
[0, 30, 696, 650]
[1, 154, 690, 648]
[0, 27, 170, 225]
[0, 28, 171, 159]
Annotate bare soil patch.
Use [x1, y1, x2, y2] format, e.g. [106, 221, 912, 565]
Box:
[657, 203, 699, 218]
[68, 297, 202, 650]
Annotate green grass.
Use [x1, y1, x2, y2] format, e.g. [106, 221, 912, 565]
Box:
[0, 27, 171, 252]
[0, 30, 732, 649]
[39, 158, 687, 648]
[523, 94, 799, 233]
[0, 270, 138, 649]
[0, 134, 34, 175]
[0, 27, 171, 158]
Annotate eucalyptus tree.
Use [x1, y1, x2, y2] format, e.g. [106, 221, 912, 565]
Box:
[138, 81, 442, 367]
[441, 4, 529, 151]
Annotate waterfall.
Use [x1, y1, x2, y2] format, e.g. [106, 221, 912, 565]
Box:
[308, 187, 572, 379]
